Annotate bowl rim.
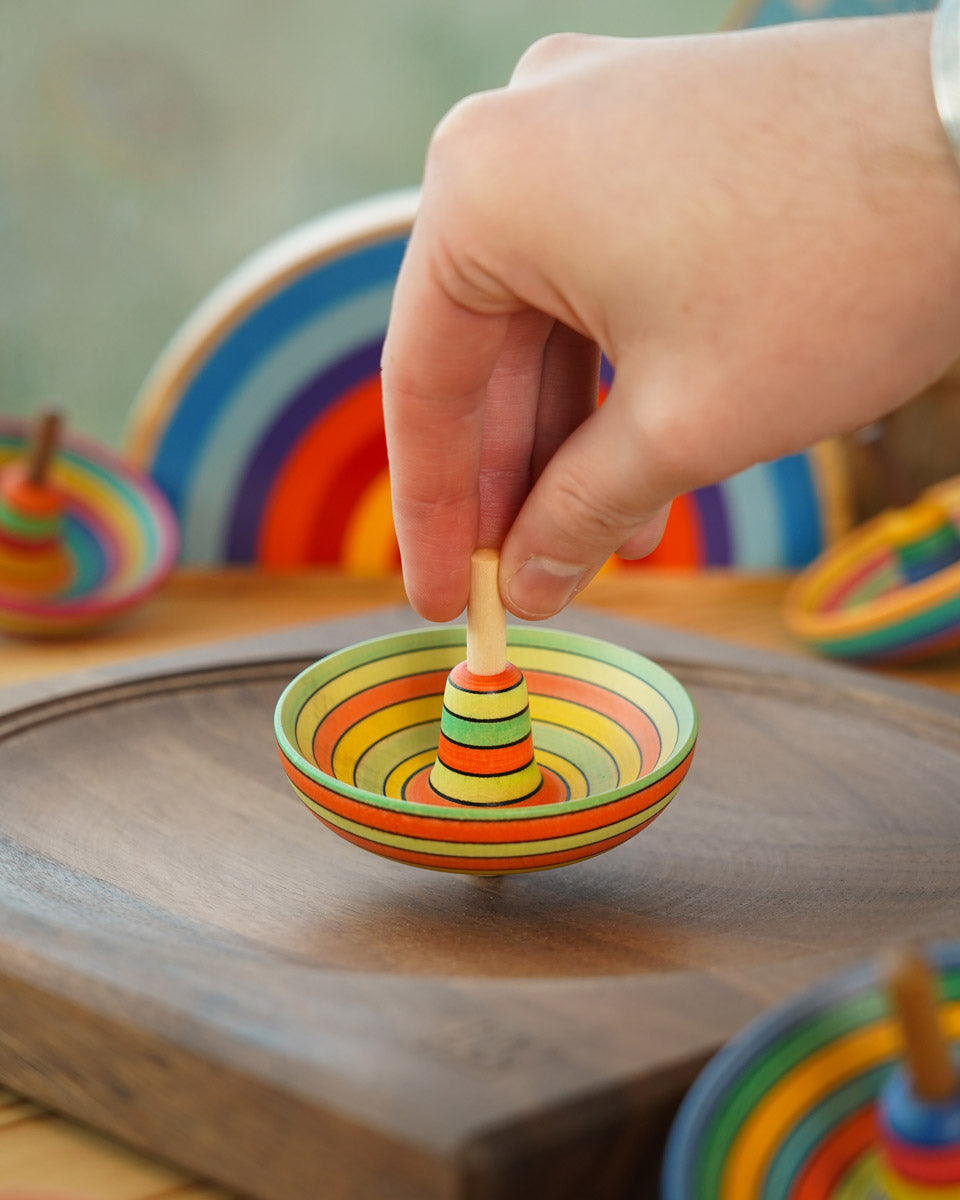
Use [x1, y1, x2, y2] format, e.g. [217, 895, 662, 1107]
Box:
[783, 476, 960, 646]
[275, 624, 698, 821]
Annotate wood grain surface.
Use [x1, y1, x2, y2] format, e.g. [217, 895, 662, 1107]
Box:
[3, 568, 960, 1199]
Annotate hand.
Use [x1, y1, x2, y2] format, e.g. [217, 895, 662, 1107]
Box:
[381, 14, 960, 621]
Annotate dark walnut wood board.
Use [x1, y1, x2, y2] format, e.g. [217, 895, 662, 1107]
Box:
[2, 607, 960, 1200]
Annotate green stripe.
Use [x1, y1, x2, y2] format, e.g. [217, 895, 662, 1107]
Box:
[816, 589, 960, 658]
[440, 707, 531, 747]
[0, 498, 60, 539]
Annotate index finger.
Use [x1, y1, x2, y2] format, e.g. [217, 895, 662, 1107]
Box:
[381, 218, 512, 619]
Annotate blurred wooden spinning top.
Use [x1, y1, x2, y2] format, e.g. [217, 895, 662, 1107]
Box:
[0, 411, 72, 597]
[784, 479, 960, 663]
[0, 411, 178, 637]
[428, 549, 545, 806]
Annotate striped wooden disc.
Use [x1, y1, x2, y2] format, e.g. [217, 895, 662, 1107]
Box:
[275, 626, 698, 876]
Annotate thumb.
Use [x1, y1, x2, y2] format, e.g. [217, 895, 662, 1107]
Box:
[500, 374, 674, 618]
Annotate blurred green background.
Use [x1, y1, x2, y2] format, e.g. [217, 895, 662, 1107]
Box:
[0, 0, 929, 449]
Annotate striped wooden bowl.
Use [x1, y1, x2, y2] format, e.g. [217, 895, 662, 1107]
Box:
[274, 626, 698, 876]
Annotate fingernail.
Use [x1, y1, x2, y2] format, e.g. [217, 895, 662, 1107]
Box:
[503, 556, 587, 619]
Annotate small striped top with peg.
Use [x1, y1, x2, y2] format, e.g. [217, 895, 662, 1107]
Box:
[0, 411, 72, 597]
[428, 549, 544, 806]
[876, 946, 960, 1196]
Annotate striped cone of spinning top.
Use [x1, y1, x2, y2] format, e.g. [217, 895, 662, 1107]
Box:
[429, 549, 544, 806]
[0, 412, 71, 596]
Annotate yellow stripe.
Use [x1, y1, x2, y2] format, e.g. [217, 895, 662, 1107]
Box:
[836, 1153, 879, 1198]
[428, 758, 543, 805]
[529, 695, 641, 782]
[535, 750, 589, 800]
[878, 1163, 959, 1200]
[809, 437, 854, 547]
[512, 645, 679, 761]
[383, 750, 435, 799]
[442, 678, 527, 721]
[292, 783, 678, 858]
[722, 1004, 960, 1199]
[340, 468, 397, 576]
[294, 646, 452, 756]
[331, 697, 441, 781]
[356, 727, 438, 795]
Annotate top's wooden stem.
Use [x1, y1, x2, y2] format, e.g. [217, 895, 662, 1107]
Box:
[26, 411, 62, 486]
[887, 947, 957, 1102]
[466, 549, 507, 676]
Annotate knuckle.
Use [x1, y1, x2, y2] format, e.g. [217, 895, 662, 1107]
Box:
[426, 90, 506, 182]
[510, 32, 599, 84]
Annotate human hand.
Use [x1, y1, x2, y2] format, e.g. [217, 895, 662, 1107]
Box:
[381, 13, 960, 621]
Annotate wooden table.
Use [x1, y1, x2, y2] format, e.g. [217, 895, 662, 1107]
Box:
[3, 565, 959, 1196]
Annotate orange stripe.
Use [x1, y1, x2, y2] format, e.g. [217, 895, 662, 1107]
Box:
[258, 377, 384, 565]
[311, 669, 448, 771]
[522, 669, 662, 769]
[0, 469, 64, 518]
[640, 492, 701, 568]
[792, 1107, 875, 1200]
[436, 732, 534, 776]
[448, 662, 522, 692]
[407, 764, 567, 808]
[313, 808, 667, 873]
[281, 747, 694, 844]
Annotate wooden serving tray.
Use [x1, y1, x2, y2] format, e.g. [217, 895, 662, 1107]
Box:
[2, 608, 960, 1199]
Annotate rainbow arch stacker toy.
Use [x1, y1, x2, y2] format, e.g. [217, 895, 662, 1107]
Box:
[663, 945, 960, 1200]
[275, 551, 698, 875]
[125, 188, 849, 572]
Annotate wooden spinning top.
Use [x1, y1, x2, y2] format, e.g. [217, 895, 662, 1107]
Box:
[428, 549, 544, 806]
[884, 497, 960, 585]
[876, 947, 960, 1195]
[0, 411, 72, 597]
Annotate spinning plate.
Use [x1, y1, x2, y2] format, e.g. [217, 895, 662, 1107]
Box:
[276, 626, 697, 875]
[0, 417, 178, 635]
[2, 609, 960, 1200]
[663, 945, 960, 1200]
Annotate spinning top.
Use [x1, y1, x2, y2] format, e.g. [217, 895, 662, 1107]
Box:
[661, 946, 960, 1199]
[428, 549, 544, 806]
[0, 414, 178, 636]
[876, 948, 960, 1196]
[784, 478, 960, 662]
[275, 600, 697, 875]
[0, 412, 72, 597]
